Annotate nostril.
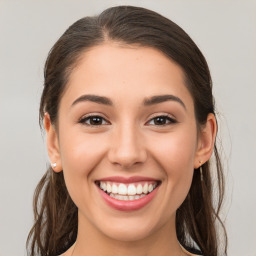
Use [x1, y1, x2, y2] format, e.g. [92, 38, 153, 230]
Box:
[107, 139, 147, 168]
[108, 154, 147, 169]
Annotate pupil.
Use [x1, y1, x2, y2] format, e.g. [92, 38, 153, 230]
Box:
[155, 117, 166, 125]
[91, 117, 102, 125]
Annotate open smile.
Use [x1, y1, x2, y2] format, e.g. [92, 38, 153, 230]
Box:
[95, 176, 161, 211]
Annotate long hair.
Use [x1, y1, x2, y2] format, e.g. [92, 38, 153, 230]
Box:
[27, 6, 227, 256]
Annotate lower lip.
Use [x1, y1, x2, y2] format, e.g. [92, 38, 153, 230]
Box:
[97, 185, 159, 211]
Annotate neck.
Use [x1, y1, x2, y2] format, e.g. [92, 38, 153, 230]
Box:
[71, 211, 186, 256]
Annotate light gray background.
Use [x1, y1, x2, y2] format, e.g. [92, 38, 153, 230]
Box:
[0, 0, 255, 255]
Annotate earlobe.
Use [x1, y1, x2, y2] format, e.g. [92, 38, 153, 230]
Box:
[44, 113, 62, 172]
[194, 113, 217, 168]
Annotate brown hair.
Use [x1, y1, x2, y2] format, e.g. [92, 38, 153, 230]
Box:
[27, 5, 227, 256]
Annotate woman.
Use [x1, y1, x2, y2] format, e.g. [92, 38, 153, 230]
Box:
[27, 6, 227, 256]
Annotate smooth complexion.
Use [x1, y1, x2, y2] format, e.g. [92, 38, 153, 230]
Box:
[45, 43, 216, 256]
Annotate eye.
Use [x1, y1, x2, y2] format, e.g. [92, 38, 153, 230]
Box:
[79, 115, 109, 126]
[147, 115, 177, 126]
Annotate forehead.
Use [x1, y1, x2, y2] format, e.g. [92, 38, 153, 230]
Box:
[61, 43, 194, 111]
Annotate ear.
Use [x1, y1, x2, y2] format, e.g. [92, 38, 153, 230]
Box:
[44, 112, 62, 172]
[194, 113, 217, 168]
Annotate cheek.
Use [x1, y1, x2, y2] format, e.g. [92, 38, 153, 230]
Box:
[58, 129, 108, 203]
[59, 130, 108, 173]
[153, 130, 197, 172]
[151, 128, 197, 205]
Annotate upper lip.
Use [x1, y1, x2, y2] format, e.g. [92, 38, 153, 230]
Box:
[96, 176, 160, 183]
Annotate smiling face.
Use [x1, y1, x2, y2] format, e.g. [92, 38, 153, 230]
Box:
[45, 43, 214, 247]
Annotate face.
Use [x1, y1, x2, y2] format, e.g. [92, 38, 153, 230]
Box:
[47, 43, 209, 242]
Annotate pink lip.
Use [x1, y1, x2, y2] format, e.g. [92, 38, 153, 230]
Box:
[96, 176, 158, 183]
[97, 185, 160, 211]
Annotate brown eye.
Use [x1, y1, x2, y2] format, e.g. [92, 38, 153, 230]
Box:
[79, 115, 109, 126]
[147, 115, 176, 126]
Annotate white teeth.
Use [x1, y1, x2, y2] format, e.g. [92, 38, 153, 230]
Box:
[99, 181, 158, 196]
[107, 183, 112, 193]
[127, 184, 136, 195]
[101, 182, 107, 191]
[118, 184, 127, 195]
[112, 184, 118, 193]
[136, 184, 143, 194]
[109, 193, 147, 201]
[143, 183, 148, 194]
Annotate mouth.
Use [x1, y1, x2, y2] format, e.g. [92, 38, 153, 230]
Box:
[95, 177, 161, 211]
[95, 180, 161, 201]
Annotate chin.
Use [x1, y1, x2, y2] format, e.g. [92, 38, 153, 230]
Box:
[102, 224, 156, 242]
[94, 212, 168, 243]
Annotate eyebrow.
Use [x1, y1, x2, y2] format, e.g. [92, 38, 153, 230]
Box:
[71, 94, 113, 107]
[143, 95, 186, 110]
[71, 94, 186, 110]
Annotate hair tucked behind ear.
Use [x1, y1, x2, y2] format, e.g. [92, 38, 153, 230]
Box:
[27, 5, 227, 256]
[176, 148, 227, 255]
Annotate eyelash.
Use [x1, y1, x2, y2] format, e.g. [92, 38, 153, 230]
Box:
[146, 114, 177, 126]
[78, 114, 110, 126]
[78, 114, 177, 127]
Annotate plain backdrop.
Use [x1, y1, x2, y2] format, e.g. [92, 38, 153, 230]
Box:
[0, 0, 255, 255]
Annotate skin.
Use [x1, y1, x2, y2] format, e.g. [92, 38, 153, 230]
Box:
[45, 43, 216, 256]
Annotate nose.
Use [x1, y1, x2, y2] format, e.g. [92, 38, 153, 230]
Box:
[107, 123, 147, 169]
